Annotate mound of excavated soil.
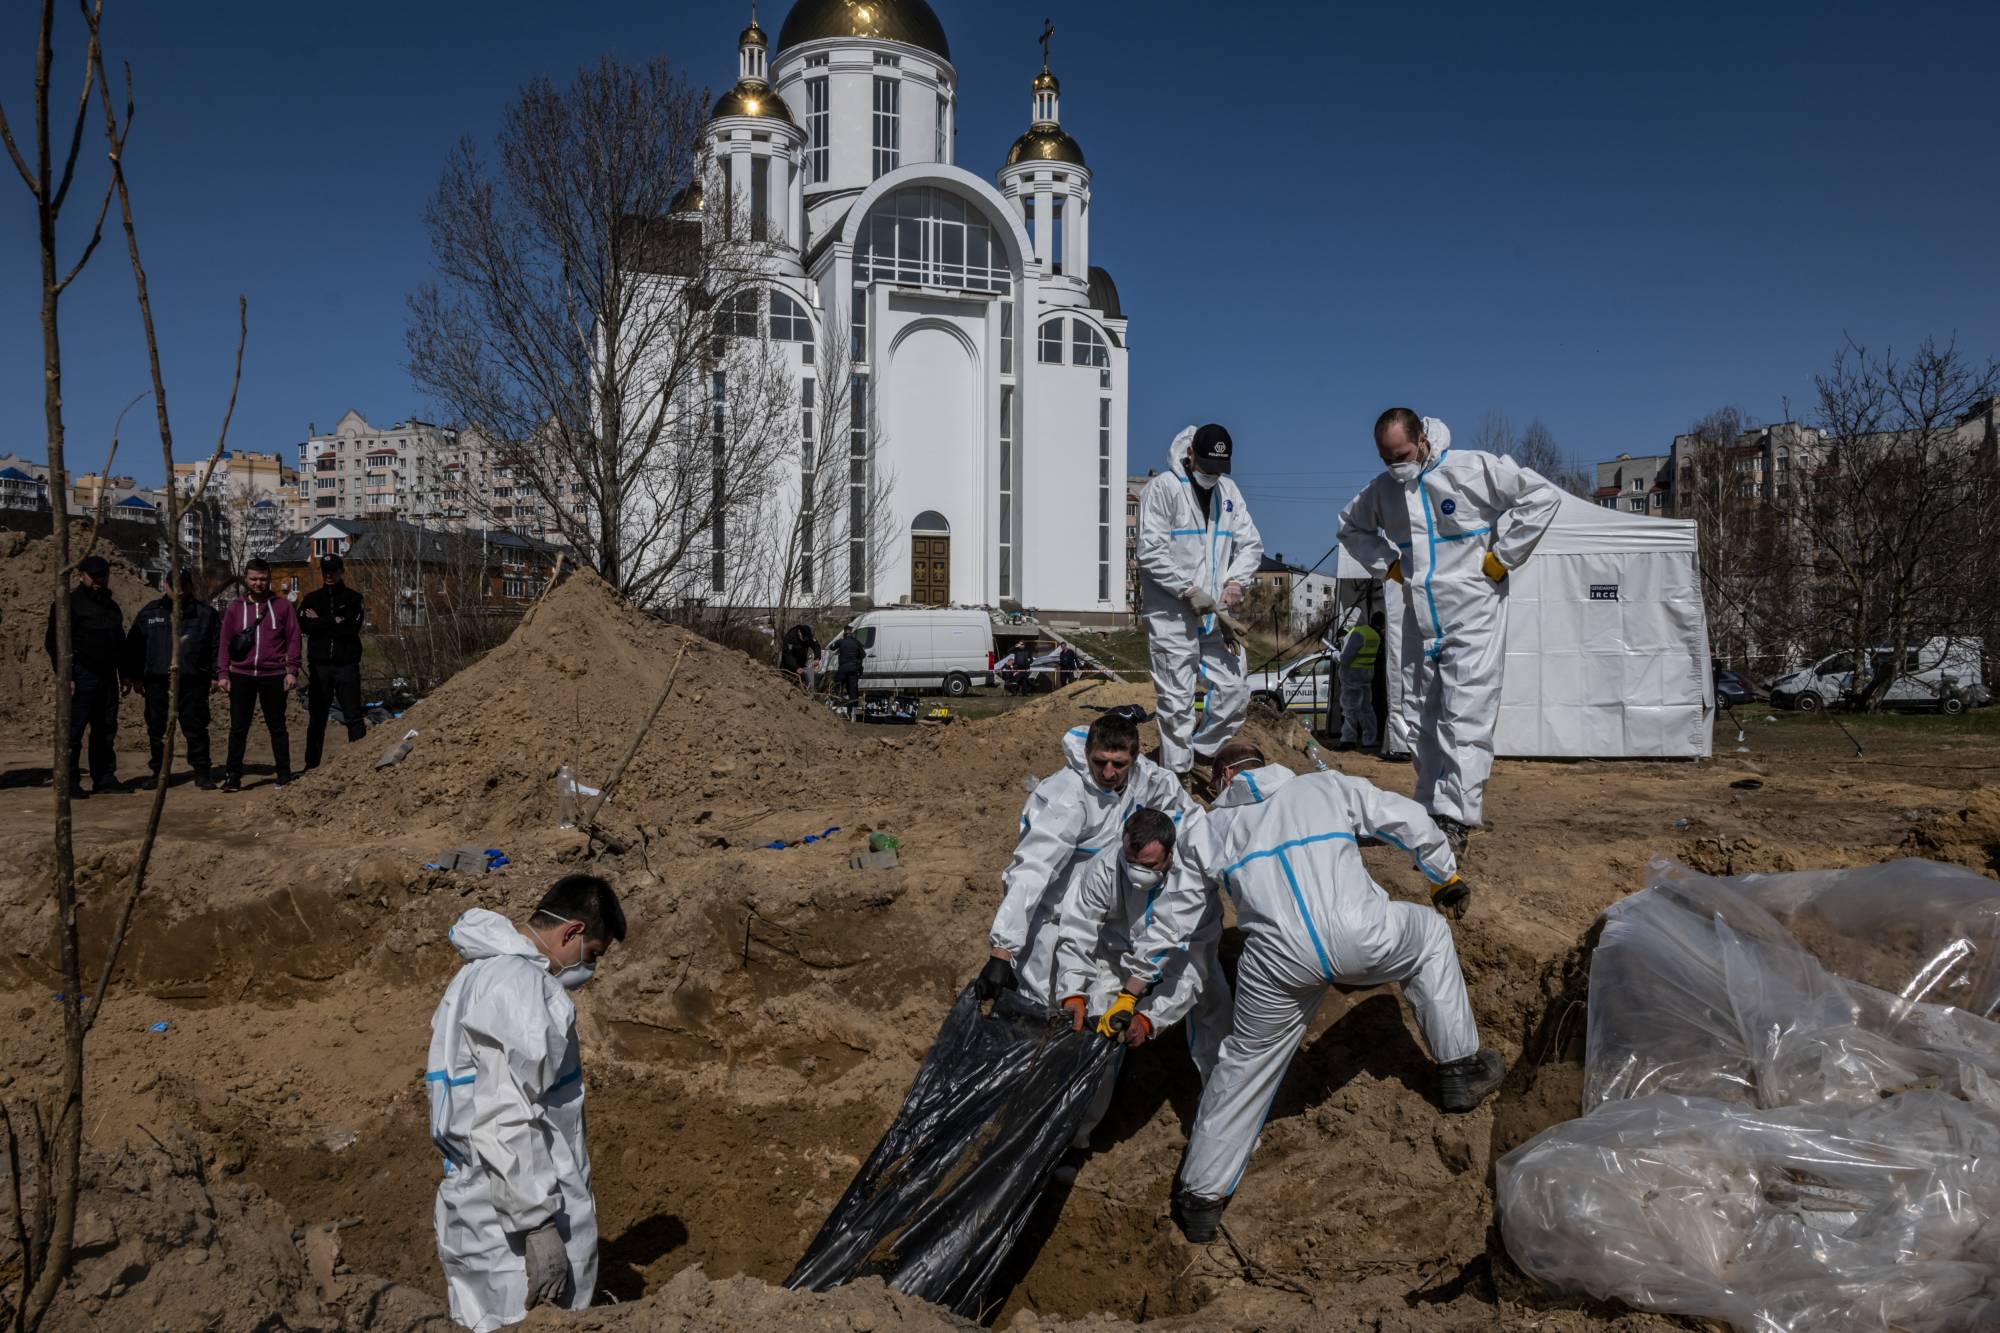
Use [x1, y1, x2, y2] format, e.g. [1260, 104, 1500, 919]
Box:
[0, 530, 156, 748]
[277, 570, 854, 840]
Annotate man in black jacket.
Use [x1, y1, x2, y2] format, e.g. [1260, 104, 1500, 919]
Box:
[44, 553, 126, 797]
[828, 626, 867, 703]
[299, 553, 368, 770]
[121, 569, 221, 789]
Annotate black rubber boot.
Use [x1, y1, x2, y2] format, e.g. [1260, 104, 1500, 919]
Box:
[1436, 816, 1472, 860]
[1440, 1049, 1506, 1112]
[1171, 1189, 1228, 1243]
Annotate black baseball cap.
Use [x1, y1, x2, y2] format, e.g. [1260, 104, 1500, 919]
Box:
[320, 552, 344, 573]
[1190, 423, 1233, 475]
[77, 555, 110, 579]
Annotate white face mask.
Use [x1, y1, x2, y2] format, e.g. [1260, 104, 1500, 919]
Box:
[1388, 460, 1423, 483]
[1123, 857, 1164, 891]
[1190, 469, 1217, 490]
[533, 916, 598, 990]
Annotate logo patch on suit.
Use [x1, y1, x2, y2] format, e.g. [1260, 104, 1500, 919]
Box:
[1590, 584, 1620, 601]
[1440, 498, 1457, 516]
[1225, 500, 1234, 512]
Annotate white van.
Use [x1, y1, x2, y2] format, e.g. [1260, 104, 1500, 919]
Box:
[1247, 651, 1338, 718]
[824, 608, 996, 697]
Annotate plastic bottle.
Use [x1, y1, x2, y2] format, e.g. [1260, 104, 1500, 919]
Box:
[556, 765, 578, 829]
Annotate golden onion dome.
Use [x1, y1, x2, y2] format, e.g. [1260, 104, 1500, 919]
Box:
[1005, 125, 1086, 169]
[1031, 69, 1059, 94]
[776, 0, 951, 61]
[713, 79, 796, 124]
[669, 179, 704, 214]
[740, 18, 768, 47]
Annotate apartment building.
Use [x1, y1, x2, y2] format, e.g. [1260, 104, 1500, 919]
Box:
[1592, 453, 1672, 515]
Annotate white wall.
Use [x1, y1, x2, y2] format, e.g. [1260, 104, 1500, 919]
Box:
[875, 291, 986, 604]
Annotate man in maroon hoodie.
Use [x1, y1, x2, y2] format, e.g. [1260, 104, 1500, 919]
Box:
[213, 557, 302, 790]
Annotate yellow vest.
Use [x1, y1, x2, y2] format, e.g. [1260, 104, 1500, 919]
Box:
[1347, 625, 1381, 670]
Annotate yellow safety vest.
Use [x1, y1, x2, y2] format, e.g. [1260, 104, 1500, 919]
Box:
[1347, 625, 1381, 670]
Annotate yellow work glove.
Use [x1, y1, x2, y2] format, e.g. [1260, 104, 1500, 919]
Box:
[1386, 559, 1403, 584]
[1432, 874, 1470, 919]
[1095, 991, 1138, 1039]
[1482, 552, 1508, 583]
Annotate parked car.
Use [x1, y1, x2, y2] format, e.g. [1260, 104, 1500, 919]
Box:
[821, 608, 995, 697]
[1248, 651, 1338, 719]
[1713, 667, 1760, 708]
[1768, 637, 1986, 714]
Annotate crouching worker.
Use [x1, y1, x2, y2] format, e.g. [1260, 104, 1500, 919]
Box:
[1137, 740, 1504, 1243]
[1051, 807, 1222, 1176]
[974, 709, 1197, 1009]
[427, 875, 627, 1329]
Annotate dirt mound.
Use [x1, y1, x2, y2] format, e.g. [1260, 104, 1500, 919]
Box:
[0, 530, 156, 747]
[14, 1136, 447, 1332]
[276, 570, 855, 840]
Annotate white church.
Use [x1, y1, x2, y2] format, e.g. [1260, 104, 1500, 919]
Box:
[670, 0, 1130, 619]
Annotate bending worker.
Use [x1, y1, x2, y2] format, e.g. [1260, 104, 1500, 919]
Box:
[428, 874, 627, 1329]
[1126, 738, 1503, 1243]
[1337, 410, 1558, 852]
[977, 711, 1212, 1023]
[1335, 611, 1384, 751]
[1137, 423, 1263, 778]
[1051, 807, 1222, 1173]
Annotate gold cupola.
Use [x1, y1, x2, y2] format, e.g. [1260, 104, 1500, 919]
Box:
[714, 6, 795, 123]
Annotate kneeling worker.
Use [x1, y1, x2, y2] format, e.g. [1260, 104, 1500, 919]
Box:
[428, 874, 627, 1329]
[1052, 807, 1221, 1164]
[1133, 739, 1503, 1242]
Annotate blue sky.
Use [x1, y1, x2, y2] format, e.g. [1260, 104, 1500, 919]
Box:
[4, 0, 1996, 564]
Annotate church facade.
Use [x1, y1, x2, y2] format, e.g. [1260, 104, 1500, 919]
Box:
[680, 0, 1129, 618]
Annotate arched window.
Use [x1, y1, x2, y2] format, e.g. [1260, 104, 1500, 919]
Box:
[1072, 320, 1111, 387]
[713, 290, 759, 339]
[1037, 317, 1064, 364]
[769, 291, 812, 342]
[856, 186, 1009, 293]
[911, 510, 949, 532]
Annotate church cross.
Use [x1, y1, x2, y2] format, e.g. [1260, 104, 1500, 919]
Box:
[1039, 18, 1055, 70]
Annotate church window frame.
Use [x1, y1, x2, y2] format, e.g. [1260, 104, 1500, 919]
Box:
[998, 385, 1015, 599]
[872, 76, 901, 179]
[854, 186, 1009, 294]
[749, 155, 770, 242]
[849, 375, 870, 595]
[769, 290, 812, 342]
[805, 77, 830, 183]
[1037, 317, 1064, 364]
[1097, 396, 1113, 601]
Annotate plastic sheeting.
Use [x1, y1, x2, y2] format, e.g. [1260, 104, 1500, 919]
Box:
[1499, 857, 2000, 1331]
[787, 985, 1118, 1317]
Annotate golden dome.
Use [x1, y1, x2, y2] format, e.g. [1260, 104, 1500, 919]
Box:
[1032, 69, 1059, 94]
[669, 179, 704, 214]
[776, 0, 951, 61]
[1005, 125, 1086, 168]
[713, 80, 795, 124]
[740, 18, 768, 46]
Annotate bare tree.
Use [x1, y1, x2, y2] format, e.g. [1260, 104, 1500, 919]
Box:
[2, 7, 240, 1327]
[408, 56, 798, 607]
[1784, 338, 1998, 710]
[1472, 411, 1593, 497]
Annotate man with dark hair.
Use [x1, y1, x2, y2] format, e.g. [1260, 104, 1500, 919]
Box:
[781, 622, 820, 690]
[214, 557, 301, 791]
[1338, 410, 1559, 853]
[1050, 806, 1224, 1177]
[427, 873, 626, 1329]
[122, 569, 220, 789]
[976, 713, 1228, 1042]
[45, 553, 127, 797]
[300, 552, 367, 770]
[828, 624, 867, 704]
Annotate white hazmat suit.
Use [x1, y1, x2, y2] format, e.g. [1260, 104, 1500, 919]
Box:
[1137, 429, 1264, 774]
[428, 909, 597, 1330]
[990, 727, 1198, 1006]
[1052, 831, 1232, 1143]
[1338, 419, 1558, 826]
[1129, 764, 1481, 1202]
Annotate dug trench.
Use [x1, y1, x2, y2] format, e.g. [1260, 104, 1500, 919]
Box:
[7, 574, 2000, 1328]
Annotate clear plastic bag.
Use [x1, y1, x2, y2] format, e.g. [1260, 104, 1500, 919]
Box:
[1502, 856, 2000, 1331]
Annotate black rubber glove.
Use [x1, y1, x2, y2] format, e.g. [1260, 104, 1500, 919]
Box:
[973, 955, 1016, 1002]
[1432, 874, 1470, 920]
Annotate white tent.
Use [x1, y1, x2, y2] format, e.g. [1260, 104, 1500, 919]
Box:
[1356, 492, 1712, 760]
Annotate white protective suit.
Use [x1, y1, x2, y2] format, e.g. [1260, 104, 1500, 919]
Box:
[1137, 428, 1264, 774]
[1128, 764, 1480, 1202]
[990, 726, 1199, 1008]
[1052, 831, 1232, 1144]
[1337, 419, 1559, 826]
[1336, 626, 1379, 748]
[428, 909, 597, 1330]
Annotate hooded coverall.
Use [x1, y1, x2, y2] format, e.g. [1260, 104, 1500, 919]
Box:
[1051, 826, 1231, 1144]
[1337, 420, 1559, 826]
[989, 727, 1202, 1008]
[427, 909, 597, 1329]
[1125, 764, 1480, 1203]
[1137, 427, 1264, 774]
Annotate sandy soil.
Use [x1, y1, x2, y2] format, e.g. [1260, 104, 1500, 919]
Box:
[4, 568, 1996, 1330]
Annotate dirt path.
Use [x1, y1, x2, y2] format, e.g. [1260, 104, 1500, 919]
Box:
[5, 578, 1995, 1330]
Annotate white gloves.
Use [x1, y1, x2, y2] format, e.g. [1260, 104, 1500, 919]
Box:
[1185, 586, 1218, 615]
[522, 1223, 572, 1309]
